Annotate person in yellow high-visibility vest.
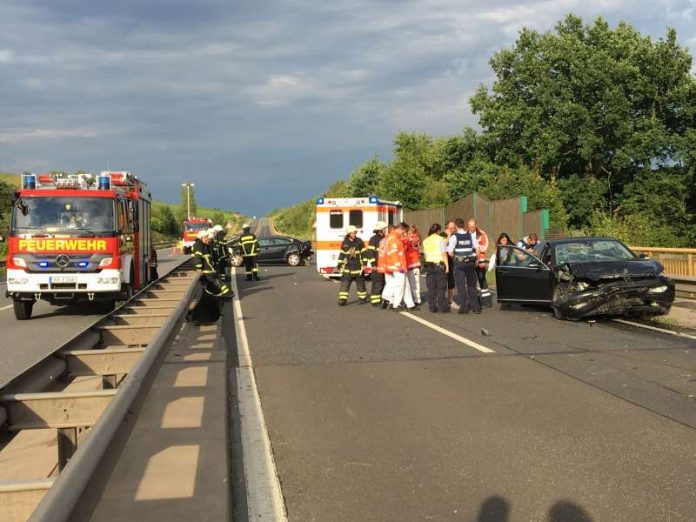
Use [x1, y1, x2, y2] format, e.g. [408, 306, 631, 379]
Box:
[422, 223, 450, 313]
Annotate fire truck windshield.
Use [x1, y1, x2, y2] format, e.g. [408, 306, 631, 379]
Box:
[11, 197, 116, 236]
[184, 222, 209, 232]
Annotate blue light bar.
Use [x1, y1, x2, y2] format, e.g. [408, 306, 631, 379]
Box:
[369, 195, 379, 204]
[23, 174, 37, 190]
[38, 261, 50, 268]
[77, 261, 89, 268]
[316, 197, 325, 204]
[98, 174, 111, 190]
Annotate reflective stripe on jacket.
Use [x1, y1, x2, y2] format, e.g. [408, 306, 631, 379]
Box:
[192, 239, 216, 274]
[337, 236, 367, 275]
[240, 234, 259, 256]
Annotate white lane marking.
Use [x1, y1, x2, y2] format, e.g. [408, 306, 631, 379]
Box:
[0, 304, 13, 311]
[612, 318, 696, 341]
[400, 312, 495, 353]
[229, 268, 288, 521]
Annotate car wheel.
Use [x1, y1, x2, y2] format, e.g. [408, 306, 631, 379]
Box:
[231, 254, 244, 267]
[287, 253, 302, 266]
[552, 283, 568, 320]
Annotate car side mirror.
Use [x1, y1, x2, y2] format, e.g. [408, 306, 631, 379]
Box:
[638, 253, 649, 259]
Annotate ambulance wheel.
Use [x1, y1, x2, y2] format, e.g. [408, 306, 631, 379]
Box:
[13, 300, 34, 320]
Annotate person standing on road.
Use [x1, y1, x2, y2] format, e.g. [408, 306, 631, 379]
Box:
[240, 224, 260, 281]
[211, 224, 229, 282]
[337, 225, 368, 306]
[422, 223, 449, 313]
[188, 230, 231, 323]
[444, 219, 457, 309]
[382, 224, 416, 311]
[467, 219, 492, 308]
[446, 218, 481, 314]
[366, 221, 387, 306]
[405, 224, 422, 307]
[488, 232, 513, 272]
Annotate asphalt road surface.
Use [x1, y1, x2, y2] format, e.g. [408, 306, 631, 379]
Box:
[234, 258, 695, 521]
[0, 248, 187, 387]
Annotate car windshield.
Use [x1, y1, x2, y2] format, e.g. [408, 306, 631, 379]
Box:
[11, 197, 115, 235]
[555, 240, 635, 264]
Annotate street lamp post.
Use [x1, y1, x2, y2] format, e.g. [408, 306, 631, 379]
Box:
[181, 183, 195, 219]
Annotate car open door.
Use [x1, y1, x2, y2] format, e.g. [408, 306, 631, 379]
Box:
[495, 246, 554, 303]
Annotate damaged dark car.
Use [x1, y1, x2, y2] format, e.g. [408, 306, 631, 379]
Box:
[495, 237, 675, 320]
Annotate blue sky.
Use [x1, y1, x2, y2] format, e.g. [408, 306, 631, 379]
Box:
[1, 0, 695, 214]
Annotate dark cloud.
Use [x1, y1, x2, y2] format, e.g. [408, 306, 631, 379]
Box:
[1, 0, 695, 214]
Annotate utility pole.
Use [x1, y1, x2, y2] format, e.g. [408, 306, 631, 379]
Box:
[181, 183, 195, 219]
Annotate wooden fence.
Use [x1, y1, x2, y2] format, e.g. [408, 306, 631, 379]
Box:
[630, 247, 696, 277]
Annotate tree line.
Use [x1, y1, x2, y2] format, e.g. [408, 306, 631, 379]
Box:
[274, 15, 696, 247]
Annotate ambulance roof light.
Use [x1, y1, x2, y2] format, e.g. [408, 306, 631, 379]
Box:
[316, 197, 325, 204]
[369, 195, 379, 204]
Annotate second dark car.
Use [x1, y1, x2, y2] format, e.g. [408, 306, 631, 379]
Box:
[228, 235, 313, 267]
[495, 237, 675, 320]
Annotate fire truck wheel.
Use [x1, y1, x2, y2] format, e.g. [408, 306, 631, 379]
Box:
[13, 300, 34, 320]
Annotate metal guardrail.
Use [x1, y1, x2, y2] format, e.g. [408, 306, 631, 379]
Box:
[0, 256, 199, 521]
[673, 276, 696, 300]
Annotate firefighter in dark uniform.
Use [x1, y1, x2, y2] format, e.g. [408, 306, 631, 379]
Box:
[366, 221, 387, 306]
[187, 230, 231, 323]
[445, 218, 481, 314]
[211, 224, 229, 281]
[240, 224, 260, 281]
[337, 225, 368, 306]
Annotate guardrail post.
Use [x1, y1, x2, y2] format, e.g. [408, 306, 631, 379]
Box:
[689, 254, 694, 277]
[57, 428, 78, 471]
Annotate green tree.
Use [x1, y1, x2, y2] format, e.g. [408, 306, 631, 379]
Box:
[211, 210, 226, 227]
[347, 156, 386, 197]
[470, 15, 696, 233]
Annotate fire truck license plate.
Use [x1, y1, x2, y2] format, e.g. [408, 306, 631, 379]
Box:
[50, 276, 77, 284]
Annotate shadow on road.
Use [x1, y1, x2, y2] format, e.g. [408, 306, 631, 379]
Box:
[476, 496, 594, 522]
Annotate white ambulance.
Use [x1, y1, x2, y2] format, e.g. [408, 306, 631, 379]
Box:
[314, 196, 403, 276]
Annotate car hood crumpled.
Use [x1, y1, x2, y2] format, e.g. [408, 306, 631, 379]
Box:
[566, 260, 663, 283]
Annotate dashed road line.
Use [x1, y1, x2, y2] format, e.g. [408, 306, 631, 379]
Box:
[612, 318, 696, 341]
[229, 267, 288, 521]
[400, 311, 495, 353]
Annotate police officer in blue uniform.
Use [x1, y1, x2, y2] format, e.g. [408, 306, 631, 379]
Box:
[446, 218, 481, 314]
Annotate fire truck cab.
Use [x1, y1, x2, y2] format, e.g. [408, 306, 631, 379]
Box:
[4, 171, 153, 320]
[314, 196, 403, 277]
[181, 218, 211, 254]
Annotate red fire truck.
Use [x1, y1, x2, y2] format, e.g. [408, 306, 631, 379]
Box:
[4, 171, 153, 320]
[181, 217, 211, 254]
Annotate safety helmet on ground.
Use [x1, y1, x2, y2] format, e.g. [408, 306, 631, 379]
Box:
[374, 221, 387, 231]
[347, 225, 358, 234]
